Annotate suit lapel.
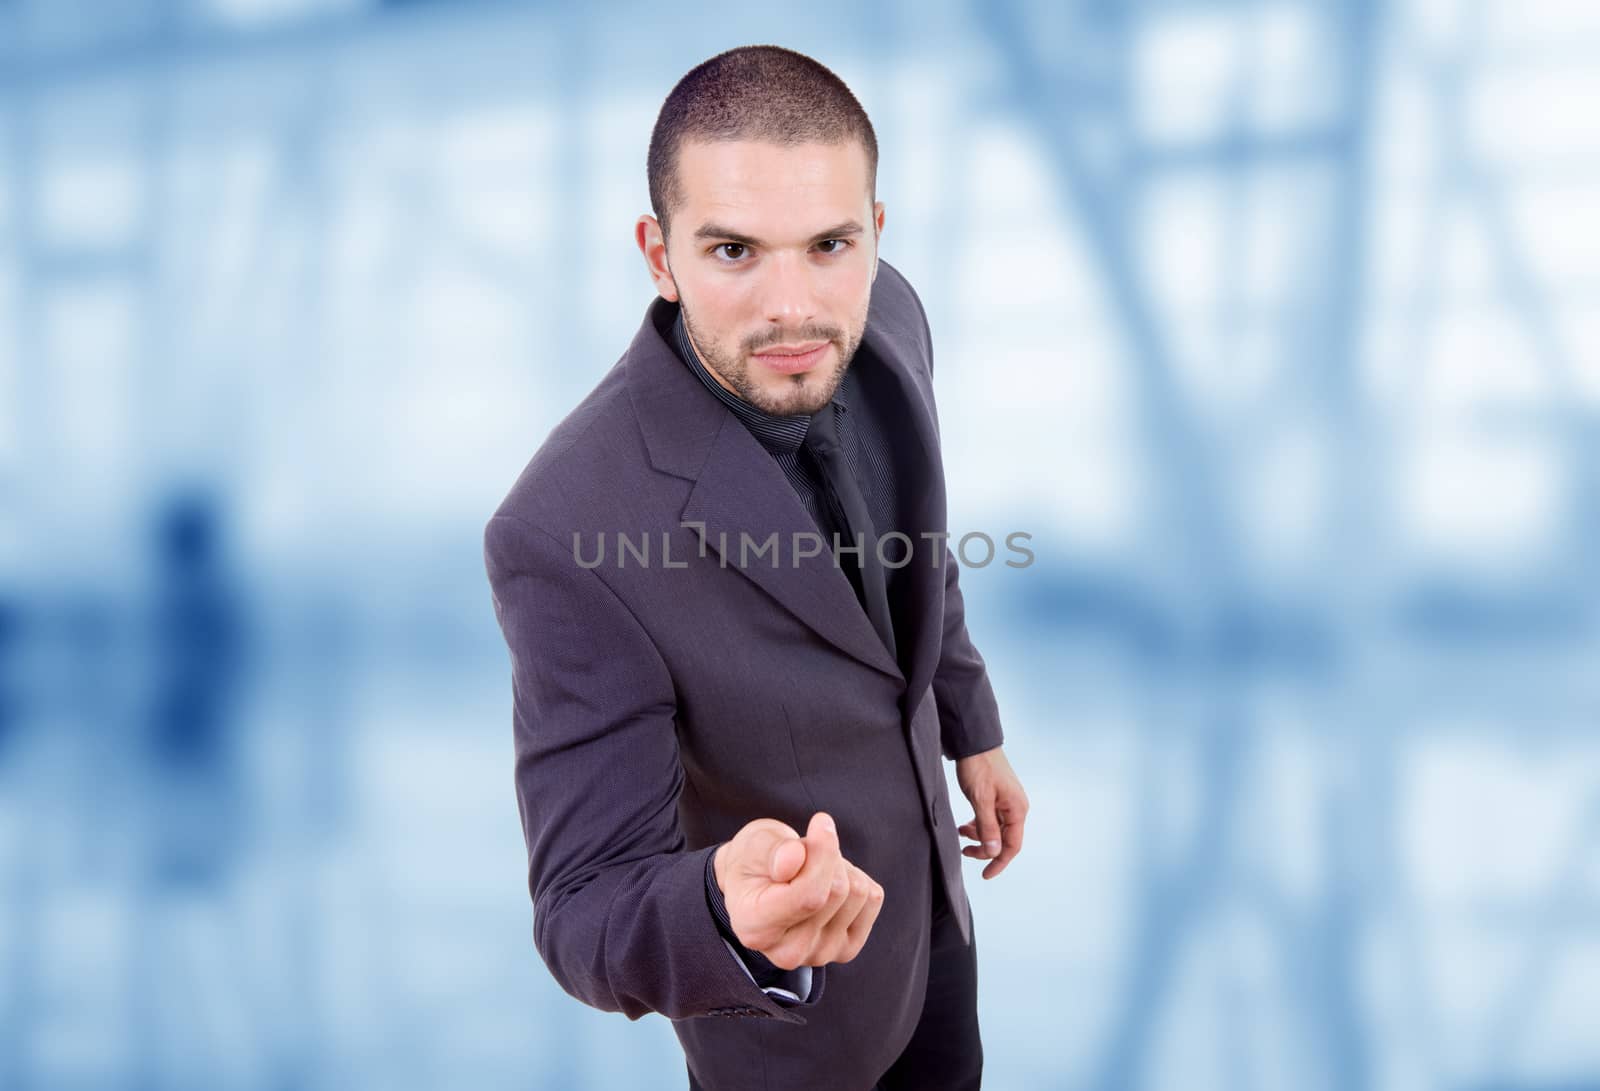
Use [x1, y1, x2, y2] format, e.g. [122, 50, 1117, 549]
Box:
[679, 416, 902, 680]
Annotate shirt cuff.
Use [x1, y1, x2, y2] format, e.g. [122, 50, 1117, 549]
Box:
[704, 844, 815, 1001]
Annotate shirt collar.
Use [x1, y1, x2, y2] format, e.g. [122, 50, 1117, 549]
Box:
[670, 308, 854, 457]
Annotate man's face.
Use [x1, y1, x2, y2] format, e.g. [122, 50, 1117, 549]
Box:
[637, 139, 885, 418]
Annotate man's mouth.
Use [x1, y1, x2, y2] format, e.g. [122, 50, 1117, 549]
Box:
[752, 342, 830, 374]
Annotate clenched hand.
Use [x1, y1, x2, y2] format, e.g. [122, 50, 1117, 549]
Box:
[712, 812, 885, 971]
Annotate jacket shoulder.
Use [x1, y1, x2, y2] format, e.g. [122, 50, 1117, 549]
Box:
[486, 359, 650, 540]
[872, 258, 935, 374]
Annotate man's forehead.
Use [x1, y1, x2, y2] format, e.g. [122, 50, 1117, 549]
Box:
[674, 139, 873, 241]
[676, 138, 869, 191]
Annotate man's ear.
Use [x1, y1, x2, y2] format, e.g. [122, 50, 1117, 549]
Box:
[871, 200, 885, 283]
[635, 214, 679, 302]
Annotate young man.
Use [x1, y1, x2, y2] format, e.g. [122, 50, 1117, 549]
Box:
[484, 45, 1028, 1090]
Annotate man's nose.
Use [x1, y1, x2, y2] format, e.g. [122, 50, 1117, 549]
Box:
[759, 252, 819, 328]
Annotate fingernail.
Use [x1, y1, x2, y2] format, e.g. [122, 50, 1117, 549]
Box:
[820, 815, 836, 834]
[984, 840, 1001, 850]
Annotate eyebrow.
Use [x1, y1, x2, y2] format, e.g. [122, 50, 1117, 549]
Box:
[691, 220, 866, 247]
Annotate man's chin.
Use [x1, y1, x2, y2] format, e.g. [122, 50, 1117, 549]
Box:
[758, 390, 833, 419]
[741, 375, 834, 418]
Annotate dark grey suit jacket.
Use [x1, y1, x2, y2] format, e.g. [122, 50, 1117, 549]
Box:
[483, 260, 1005, 1090]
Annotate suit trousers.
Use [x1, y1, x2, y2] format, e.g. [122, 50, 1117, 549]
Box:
[686, 849, 983, 1091]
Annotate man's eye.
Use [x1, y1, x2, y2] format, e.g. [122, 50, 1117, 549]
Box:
[713, 243, 747, 261]
[816, 239, 850, 254]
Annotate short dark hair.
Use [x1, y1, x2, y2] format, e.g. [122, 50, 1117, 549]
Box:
[647, 46, 879, 243]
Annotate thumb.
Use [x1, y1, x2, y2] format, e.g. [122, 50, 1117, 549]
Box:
[767, 834, 806, 884]
[805, 810, 839, 849]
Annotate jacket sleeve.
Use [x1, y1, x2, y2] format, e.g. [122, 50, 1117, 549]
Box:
[484, 512, 822, 1024]
[932, 543, 1006, 761]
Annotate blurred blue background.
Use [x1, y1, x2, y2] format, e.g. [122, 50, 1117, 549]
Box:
[3, 0, 1598, 1088]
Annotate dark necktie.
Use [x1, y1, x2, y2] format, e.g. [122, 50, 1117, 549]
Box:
[802, 401, 898, 662]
